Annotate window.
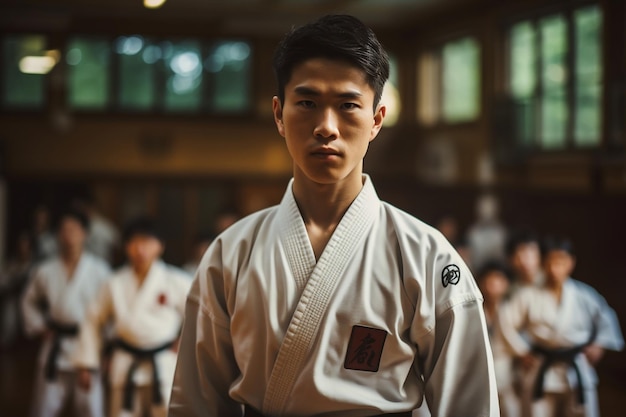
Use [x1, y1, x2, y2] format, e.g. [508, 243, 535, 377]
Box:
[442, 38, 481, 122]
[66, 35, 252, 114]
[163, 40, 203, 112]
[1, 34, 49, 109]
[66, 37, 111, 109]
[507, 4, 603, 149]
[417, 36, 481, 126]
[116, 35, 158, 110]
[205, 41, 252, 113]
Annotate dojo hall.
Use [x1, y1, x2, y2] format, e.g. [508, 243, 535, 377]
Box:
[0, 0, 625, 416]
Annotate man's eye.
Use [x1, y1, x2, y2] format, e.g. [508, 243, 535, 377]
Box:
[341, 103, 359, 110]
[297, 100, 315, 109]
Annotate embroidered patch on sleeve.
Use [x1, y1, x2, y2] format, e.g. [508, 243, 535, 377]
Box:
[442, 264, 461, 287]
[344, 325, 387, 372]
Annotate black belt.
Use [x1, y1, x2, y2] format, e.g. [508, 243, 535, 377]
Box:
[244, 405, 412, 417]
[44, 320, 79, 381]
[531, 344, 586, 404]
[113, 338, 175, 411]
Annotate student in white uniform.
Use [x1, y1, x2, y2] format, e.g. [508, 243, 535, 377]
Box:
[477, 260, 520, 417]
[506, 230, 544, 294]
[21, 208, 112, 417]
[169, 14, 499, 417]
[504, 229, 544, 417]
[499, 237, 624, 417]
[75, 216, 192, 417]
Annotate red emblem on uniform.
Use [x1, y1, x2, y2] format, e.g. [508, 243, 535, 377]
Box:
[157, 293, 167, 305]
[344, 325, 387, 372]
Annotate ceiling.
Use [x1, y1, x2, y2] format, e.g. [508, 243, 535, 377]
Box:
[0, 0, 473, 36]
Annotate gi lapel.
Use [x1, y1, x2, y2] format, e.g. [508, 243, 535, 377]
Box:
[132, 261, 165, 316]
[263, 176, 380, 416]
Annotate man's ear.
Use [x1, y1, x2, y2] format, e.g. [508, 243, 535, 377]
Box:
[369, 104, 386, 142]
[273, 96, 285, 137]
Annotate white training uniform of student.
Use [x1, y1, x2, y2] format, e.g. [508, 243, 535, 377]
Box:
[169, 175, 499, 417]
[74, 257, 192, 417]
[21, 210, 111, 417]
[499, 275, 624, 417]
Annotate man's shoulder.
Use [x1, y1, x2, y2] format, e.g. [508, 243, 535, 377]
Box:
[32, 256, 60, 276]
[380, 202, 446, 241]
[82, 252, 112, 271]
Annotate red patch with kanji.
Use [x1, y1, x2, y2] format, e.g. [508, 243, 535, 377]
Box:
[344, 325, 387, 372]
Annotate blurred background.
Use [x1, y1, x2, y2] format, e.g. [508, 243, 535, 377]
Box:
[0, 0, 624, 415]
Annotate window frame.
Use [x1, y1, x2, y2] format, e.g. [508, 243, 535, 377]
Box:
[0, 31, 256, 119]
[416, 34, 483, 128]
[502, 1, 605, 153]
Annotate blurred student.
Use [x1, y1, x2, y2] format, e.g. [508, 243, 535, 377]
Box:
[21, 208, 112, 417]
[466, 192, 508, 272]
[31, 205, 58, 261]
[75, 216, 192, 417]
[503, 229, 545, 417]
[477, 260, 520, 417]
[72, 193, 121, 265]
[499, 237, 624, 417]
[0, 230, 36, 349]
[506, 230, 544, 294]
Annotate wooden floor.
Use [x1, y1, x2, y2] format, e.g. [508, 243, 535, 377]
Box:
[1, 335, 624, 417]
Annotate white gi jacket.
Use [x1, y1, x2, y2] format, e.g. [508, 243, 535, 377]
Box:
[21, 252, 112, 371]
[74, 260, 192, 388]
[169, 175, 499, 417]
[499, 278, 624, 393]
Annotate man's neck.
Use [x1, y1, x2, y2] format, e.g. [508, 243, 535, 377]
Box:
[133, 262, 154, 285]
[292, 173, 364, 260]
[546, 279, 565, 302]
[61, 248, 82, 279]
[293, 173, 363, 228]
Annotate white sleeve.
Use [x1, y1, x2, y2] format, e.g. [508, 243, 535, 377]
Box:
[418, 299, 500, 417]
[20, 269, 46, 337]
[589, 289, 624, 351]
[498, 293, 532, 357]
[168, 278, 243, 417]
[74, 281, 113, 370]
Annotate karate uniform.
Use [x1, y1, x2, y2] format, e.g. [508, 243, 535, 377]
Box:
[486, 309, 520, 417]
[499, 279, 624, 417]
[21, 252, 112, 417]
[169, 175, 499, 417]
[74, 260, 192, 417]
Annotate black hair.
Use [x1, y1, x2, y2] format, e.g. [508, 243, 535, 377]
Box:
[122, 216, 162, 243]
[273, 14, 390, 109]
[55, 207, 90, 231]
[540, 236, 575, 257]
[505, 229, 540, 257]
[476, 259, 513, 282]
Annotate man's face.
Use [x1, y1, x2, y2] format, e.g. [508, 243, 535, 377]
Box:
[543, 250, 575, 285]
[125, 234, 164, 272]
[57, 217, 86, 252]
[479, 271, 509, 302]
[511, 242, 541, 278]
[273, 58, 385, 186]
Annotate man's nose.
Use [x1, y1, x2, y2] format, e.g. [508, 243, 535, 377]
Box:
[313, 108, 339, 140]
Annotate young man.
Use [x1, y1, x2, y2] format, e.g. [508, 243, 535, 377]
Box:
[477, 260, 520, 417]
[74, 216, 192, 417]
[505, 230, 543, 294]
[21, 208, 112, 417]
[499, 237, 624, 417]
[169, 14, 499, 417]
